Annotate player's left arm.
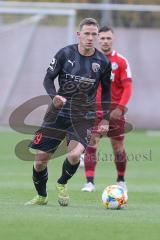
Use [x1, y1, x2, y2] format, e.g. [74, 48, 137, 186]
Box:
[97, 62, 112, 133]
[119, 80, 132, 107]
[101, 61, 112, 121]
[119, 58, 132, 107]
[110, 58, 132, 119]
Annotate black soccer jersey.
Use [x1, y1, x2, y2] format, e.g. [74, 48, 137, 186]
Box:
[43, 44, 111, 117]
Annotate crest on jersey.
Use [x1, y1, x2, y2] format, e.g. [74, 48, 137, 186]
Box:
[92, 63, 100, 72]
[112, 62, 118, 70]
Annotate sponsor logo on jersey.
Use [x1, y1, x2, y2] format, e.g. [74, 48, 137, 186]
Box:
[66, 74, 96, 83]
[112, 62, 118, 70]
[92, 63, 100, 72]
[67, 59, 75, 66]
[64, 74, 96, 93]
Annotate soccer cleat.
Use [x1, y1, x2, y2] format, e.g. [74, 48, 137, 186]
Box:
[117, 181, 127, 191]
[25, 195, 48, 206]
[81, 182, 96, 192]
[117, 181, 128, 203]
[56, 183, 70, 206]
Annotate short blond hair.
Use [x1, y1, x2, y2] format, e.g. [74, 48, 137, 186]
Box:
[79, 18, 99, 30]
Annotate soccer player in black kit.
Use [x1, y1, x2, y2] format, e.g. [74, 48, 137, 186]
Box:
[25, 18, 111, 206]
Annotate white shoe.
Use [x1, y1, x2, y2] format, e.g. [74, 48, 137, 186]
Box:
[117, 181, 127, 191]
[79, 154, 84, 168]
[117, 181, 128, 203]
[81, 182, 96, 192]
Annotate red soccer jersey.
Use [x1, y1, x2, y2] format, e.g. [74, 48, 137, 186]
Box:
[96, 50, 132, 108]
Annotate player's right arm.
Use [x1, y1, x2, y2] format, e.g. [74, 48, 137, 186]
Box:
[43, 49, 67, 108]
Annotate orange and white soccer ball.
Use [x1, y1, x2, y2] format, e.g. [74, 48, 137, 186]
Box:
[102, 185, 127, 209]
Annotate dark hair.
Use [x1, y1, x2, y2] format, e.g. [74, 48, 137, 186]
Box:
[79, 18, 99, 30]
[99, 26, 114, 34]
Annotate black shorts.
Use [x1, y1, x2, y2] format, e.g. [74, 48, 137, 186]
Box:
[29, 104, 95, 153]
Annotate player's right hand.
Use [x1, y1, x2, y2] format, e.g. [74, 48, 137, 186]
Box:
[53, 95, 67, 109]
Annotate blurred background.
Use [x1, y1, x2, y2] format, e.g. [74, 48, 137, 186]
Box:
[0, 0, 160, 129]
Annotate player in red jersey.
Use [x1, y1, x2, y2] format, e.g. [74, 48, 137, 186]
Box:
[81, 26, 132, 195]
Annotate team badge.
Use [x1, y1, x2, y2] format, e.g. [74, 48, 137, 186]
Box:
[112, 62, 118, 70]
[92, 63, 100, 72]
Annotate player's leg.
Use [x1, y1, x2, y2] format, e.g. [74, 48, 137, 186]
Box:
[25, 110, 67, 205]
[111, 137, 128, 203]
[108, 115, 128, 188]
[25, 151, 51, 205]
[26, 127, 65, 206]
[110, 137, 128, 193]
[57, 140, 85, 206]
[81, 133, 100, 192]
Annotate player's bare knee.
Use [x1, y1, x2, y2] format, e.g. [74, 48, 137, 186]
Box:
[67, 152, 80, 164]
[111, 140, 124, 154]
[67, 140, 84, 164]
[34, 152, 50, 171]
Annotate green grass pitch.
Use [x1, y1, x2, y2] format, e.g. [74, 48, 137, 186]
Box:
[0, 130, 159, 240]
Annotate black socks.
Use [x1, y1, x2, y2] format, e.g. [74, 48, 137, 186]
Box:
[57, 158, 80, 184]
[33, 158, 80, 195]
[32, 167, 48, 197]
[117, 175, 125, 182]
[87, 176, 94, 184]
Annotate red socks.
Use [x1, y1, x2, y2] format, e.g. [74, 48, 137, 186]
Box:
[84, 147, 127, 182]
[115, 150, 127, 180]
[84, 146, 97, 179]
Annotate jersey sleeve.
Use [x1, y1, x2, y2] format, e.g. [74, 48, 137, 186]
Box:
[43, 49, 64, 98]
[119, 58, 132, 107]
[119, 81, 132, 107]
[100, 62, 112, 120]
[120, 58, 132, 82]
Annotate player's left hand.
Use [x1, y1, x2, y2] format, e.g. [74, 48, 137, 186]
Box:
[110, 108, 123, 120]
[97, 119, 109, 134]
